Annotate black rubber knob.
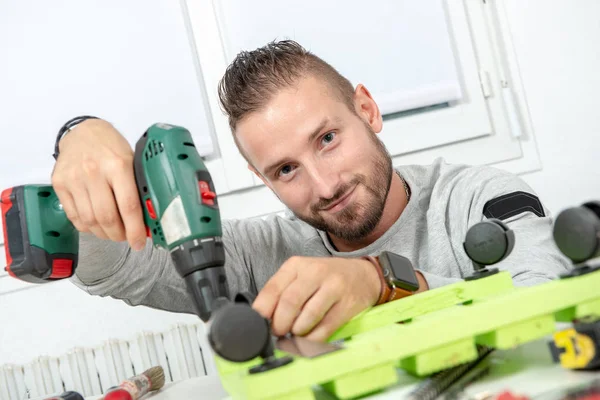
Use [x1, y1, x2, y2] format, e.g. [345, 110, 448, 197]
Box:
[553, 202, 600, 263]
[208, 302, 271, 362]
[463, 219, 514, 268]
[234, 291, 257, 305]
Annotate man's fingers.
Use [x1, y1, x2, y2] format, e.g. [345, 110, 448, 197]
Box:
[252, 262, 298, 319]
[54, 189, 87, 233]
[71, 184, 108, 240]
[87, 179, 126, 242]
[304, 302, 348, 342]
[291, 286, 338, 337]
[271, 278, 319, 337]
[110, 164, 146, 250]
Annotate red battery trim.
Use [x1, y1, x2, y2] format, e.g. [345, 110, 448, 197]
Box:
[1, 188, 15, 277]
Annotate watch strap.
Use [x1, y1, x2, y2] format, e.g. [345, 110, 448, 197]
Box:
[386, 283, 414, 301]
[363, 255, 415, 305]
[377, 254, 414, 301]
[362, 256, 391, 306]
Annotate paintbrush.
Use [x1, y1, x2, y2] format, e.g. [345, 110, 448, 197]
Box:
[102, 366, 165, 400]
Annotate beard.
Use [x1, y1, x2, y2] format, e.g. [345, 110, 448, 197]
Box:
[292, 130, 393, 242]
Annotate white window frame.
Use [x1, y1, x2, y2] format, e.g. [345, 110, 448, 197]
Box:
[180, 0, 256, 195]
[374, 0, 495, 157]
[386, 0, 541, 172]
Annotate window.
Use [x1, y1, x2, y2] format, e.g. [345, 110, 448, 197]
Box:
[184, 0, 541, 219]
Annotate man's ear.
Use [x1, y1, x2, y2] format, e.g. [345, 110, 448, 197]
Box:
[248, 163, 273, 190]
[354, 84, 383, 134]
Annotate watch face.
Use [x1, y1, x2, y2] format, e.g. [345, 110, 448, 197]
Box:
[382, 252, 419, 291]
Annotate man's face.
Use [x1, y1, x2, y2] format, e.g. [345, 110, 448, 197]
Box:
[235, 76, 393, 241]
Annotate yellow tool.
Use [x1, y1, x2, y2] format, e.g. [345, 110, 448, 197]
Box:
[549, 316, 600, 370]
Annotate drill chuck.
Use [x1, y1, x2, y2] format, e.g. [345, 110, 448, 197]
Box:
[170, 237, 230, 322]
[183, 269, 229, 322]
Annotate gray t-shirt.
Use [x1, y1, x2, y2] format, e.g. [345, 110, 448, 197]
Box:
[71, 158, 572, 315]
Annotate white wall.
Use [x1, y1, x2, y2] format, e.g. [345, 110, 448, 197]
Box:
[1, 0, 600, 367]
[0, 272, 200, 365]
[0, 0, 217, 194]
[504, 0, 600, 213]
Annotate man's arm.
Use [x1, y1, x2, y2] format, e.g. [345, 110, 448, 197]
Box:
[410, 165, 571, 290]
[70, 220, 255, 314]
[475, 208, 571, 286]
[70, 213, 306, 313]
[460, 166, 572, 286]
[71, 233, 193, 314]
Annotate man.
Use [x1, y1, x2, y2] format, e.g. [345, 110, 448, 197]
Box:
[52, 40, 570, 342]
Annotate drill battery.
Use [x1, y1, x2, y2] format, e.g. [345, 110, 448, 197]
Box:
[549, 316, 600, 370]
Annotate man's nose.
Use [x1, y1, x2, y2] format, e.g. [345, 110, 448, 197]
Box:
[305, 163, 338, 200]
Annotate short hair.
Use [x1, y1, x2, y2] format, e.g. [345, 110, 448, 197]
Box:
[217, 40, 356, 137]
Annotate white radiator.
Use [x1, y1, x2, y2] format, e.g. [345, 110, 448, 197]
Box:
[23, 357, 63, 399]
[0, 322, 214, 400]
[59, 347, 102, 397]
[0, 365, 27, 400]
[162, 324, 205, 381]
[94, 340, 134, 393]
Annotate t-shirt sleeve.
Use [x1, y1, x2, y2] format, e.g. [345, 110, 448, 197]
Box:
[69, 216, 289, 314]
[457, 167, 572, 286]
[70, 232, 196, 314]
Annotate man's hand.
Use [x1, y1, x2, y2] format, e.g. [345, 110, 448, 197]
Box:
[51, 119, 147, 250]
[252, 256, 381, 342]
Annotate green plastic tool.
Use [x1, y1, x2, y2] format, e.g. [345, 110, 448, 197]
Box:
[215, 268, 600, 400]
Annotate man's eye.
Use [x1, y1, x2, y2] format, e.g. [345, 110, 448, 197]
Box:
[322, 132, 336, 145]
[279, 165, 295, 176]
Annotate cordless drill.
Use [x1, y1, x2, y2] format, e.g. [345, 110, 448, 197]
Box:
[1, 123, 229, 322]
[2, 123, 283, 366]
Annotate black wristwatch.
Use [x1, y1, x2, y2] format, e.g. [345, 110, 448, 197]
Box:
[365, 251, 421, 304]
[377, 251, 420, 299]
[53, 115, 99, 160]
